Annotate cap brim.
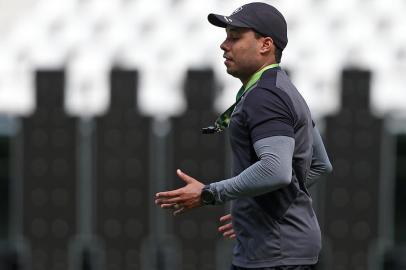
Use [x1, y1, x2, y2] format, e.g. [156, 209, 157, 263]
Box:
[208, 14, 228, 28]
[208, 13, 250, 29]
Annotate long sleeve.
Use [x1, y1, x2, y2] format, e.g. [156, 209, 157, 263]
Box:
[209, 136, 294, 205]
[305, 127, 333, 188]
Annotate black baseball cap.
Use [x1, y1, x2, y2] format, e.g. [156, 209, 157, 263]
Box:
[208, 2, 288, 50]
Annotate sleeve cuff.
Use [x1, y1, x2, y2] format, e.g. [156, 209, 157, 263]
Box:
[209, 182, 226, 205]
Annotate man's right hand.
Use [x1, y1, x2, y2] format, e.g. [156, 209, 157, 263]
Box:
[218, 214, 236, 239]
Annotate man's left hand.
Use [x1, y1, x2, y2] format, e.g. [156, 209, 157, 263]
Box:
[155, 169, 205, 216]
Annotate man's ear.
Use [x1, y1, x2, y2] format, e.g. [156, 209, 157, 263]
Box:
[260, 37, 275, 54]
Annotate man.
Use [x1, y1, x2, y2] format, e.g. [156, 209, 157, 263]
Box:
[155, 2, 332, 269]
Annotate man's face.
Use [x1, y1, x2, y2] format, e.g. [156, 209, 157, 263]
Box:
[220, 26, 264, 80]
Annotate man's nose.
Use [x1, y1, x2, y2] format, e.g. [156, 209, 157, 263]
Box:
[220, 40, 229, 51]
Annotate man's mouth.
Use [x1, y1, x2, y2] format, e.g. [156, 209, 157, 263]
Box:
[223, 55, 233, 66]
[223, 55, 232, 61]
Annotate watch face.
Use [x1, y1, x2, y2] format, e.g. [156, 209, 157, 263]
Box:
[202, 189, 215, 205]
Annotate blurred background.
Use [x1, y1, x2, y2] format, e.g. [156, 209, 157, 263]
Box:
[0, 0, 405, 269]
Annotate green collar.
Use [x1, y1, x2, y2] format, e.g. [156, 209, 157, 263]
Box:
[236, 63, 280, 101]
[202, 63, 280, 134]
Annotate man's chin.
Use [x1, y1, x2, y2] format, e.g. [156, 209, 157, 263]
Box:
[226, 68, 241, 78]
[225, 66, 236, 75]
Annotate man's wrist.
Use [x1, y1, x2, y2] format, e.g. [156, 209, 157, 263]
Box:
[201, 184, 217, 205]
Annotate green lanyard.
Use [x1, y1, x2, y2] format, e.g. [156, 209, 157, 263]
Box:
[202, 63, 280, 134]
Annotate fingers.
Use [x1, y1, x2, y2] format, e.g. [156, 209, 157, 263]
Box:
[176, 169, 195, 184]
[155, 188, 184, 205]
[218, 223, 235, 239]
[155, 196, 183, 205]
[155, 170, 195, 201]
[155, 188, 182, 199]
[159, 203, 186, 216]
[227, 233, 236, 239]
[155, 170, 201, 216]
[223, 230, 236, 239]
[160, 203, 176, 209]
[173, 205, 187, 216]
[219, 213, 235, 239]
[218, 222, 233, 232]
[219, 214, 232, 223]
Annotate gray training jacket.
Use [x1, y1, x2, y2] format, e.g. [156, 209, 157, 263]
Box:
[210, 67, 332, 268]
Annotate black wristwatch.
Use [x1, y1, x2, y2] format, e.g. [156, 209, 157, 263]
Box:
[201, 185, 216, 205]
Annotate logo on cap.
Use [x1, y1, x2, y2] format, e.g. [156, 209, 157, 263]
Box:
[231, 7, 243, 15]
[224, 16, 233, 23]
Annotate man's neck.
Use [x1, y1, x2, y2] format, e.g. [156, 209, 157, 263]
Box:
[241, 61, 278, 87]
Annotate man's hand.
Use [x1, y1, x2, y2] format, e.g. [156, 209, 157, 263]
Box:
[218, 214, 236, 239]
[155, 169, 205, 216]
